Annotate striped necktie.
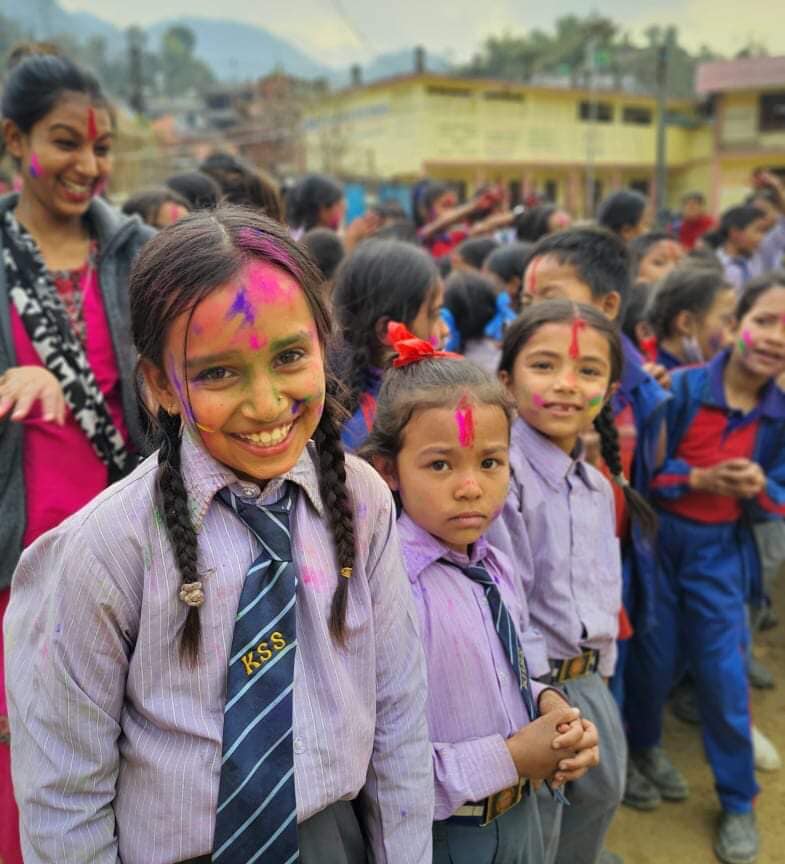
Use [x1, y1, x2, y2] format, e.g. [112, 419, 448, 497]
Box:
[447, 557, 570, 805]
[448, 558, 536, 722]
[213, 484, 299, 864]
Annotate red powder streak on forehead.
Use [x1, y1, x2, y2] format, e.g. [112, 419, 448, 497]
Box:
[455, 394, 475, 448]
[568, 318, 587, 359]
[87, 107, 98, 141]
[527, 256, 541, 295]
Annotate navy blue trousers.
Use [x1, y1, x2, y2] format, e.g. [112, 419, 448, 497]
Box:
[625, 512, 758, 812]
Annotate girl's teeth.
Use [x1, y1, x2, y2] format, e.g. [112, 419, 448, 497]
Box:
[240, 423, 292, 447]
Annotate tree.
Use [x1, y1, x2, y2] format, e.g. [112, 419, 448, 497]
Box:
[160, 24, 213, 96]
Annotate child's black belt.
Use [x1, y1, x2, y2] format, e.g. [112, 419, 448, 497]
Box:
[539, 648, 600, 683]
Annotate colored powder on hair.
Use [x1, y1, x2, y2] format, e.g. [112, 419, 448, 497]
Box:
[238, 228, 300, 276]
[568, 317, 587, 359]
[28, 153, 43, 178]
[86, 107, 98, 141]
[226, 285, 256, 325]
[455, 395, 475, 447]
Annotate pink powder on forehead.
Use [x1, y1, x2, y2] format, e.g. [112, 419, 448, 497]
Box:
[245, 263, 296, 305]
[455, 395, 475, 448]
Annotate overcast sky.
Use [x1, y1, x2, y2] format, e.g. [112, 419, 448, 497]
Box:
[60, 0, 784, 67]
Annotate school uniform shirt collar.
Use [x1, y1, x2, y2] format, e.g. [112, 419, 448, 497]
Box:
[705, 348, 785, 420]
[179, 429, 325, 530]
[396, 510, 491, 582]
[511, 416, 599, 492]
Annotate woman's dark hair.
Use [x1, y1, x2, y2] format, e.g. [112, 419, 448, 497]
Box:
[129, 205, 355, 661]
[332, 239, 439, 413]
[302, 228, 345, 281]
[121, 187, 190, 227]
[199, 152, 283, 222]
[286, 174, 343, 231]
[522, 226, 630, 300]
[736, 269, 785, 321]
[628, 231, 673, 280]
[702, 205, 765, 249]
[454, 236, 499, 270]
[649, 265, 733, 340]
[499, 299, 657, 538]
[360, 358, 513, 465]
[166, 171, 222, 210]
[443, 271, 498, 351]
[1, 47, 112, 157]
[597, 189, 648, 235]
[514, 205, 557, 242]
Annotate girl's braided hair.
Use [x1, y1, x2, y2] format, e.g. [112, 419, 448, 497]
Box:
[498, 299, 657, 538]
[130, 205, 355, 663]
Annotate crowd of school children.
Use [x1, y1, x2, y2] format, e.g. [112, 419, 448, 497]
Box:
[1, 43, 785, 864]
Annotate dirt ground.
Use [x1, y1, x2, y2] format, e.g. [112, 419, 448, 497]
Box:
[606, 575, 785, 864]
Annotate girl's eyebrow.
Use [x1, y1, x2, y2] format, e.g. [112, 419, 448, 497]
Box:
[185, 350, 239, 369]
[269, 331, 313, 352]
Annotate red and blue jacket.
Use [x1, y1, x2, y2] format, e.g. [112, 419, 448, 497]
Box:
[656, 346, 683, 371]
[611, 335, 671, 634]
[652, 348, 785, 524]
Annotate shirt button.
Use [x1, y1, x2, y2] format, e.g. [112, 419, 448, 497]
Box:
[293, 737, 305, 754]
[239, 484, 261, 499]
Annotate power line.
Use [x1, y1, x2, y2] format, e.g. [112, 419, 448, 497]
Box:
[327, 0, 377, 56]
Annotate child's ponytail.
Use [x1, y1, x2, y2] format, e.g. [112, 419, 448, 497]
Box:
[593, 402, 658, 539]
[156, 408, 202, 664]
[313, 380, 356, 642]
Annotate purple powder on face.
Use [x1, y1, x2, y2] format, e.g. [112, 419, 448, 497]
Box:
[29, 153, 43, 178]
[226, 285, 256, 325]
[291, 399, 304, 415]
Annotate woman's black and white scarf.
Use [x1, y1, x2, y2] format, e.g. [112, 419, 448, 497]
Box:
[2, 210, 130, 475]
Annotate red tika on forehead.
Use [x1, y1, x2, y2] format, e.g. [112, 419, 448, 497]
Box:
[568, 317, 587, 359]
[455, 394, 475, 448]
[87, 107, 98, 141]
[527, 256, 541, 294]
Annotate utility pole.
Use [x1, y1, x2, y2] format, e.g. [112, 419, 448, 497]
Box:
[654, 37, 670, 227]
[127, 27, 146, 115]
[584, 36, 597, 218]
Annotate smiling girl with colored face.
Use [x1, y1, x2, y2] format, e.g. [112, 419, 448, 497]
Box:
[4, 208, 434, 863]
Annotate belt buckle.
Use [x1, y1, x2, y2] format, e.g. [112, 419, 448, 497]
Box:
[480, 780, 525, 826]
[557, 652, 588, 682]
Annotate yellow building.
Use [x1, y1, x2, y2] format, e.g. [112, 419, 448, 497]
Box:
[304, 71, 710, 214]
[695, 56, 785, 211]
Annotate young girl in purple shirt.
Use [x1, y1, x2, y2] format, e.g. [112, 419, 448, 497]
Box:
[362, 323, 601, 864]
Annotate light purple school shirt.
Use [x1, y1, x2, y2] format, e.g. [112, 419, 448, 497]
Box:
[5, 432, 433, 864]
[487, 418, 622, 678]
[397, 512, 550, 820]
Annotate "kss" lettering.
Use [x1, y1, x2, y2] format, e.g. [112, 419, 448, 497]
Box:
[240, 631, 288, 676]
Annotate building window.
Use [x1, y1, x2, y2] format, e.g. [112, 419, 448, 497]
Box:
[760, 92, 785, 132]
[578, 101, 613, 123]
[622, 106, 653, 125]
[426, 86, 472, 98]
[483, 90, 524, 102]
[544, 179, 558, 202]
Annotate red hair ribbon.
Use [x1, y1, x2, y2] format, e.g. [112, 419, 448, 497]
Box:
[387, 321, 461, 368]
[639, 336, 658, 364]
[568, 317, 587, 359]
